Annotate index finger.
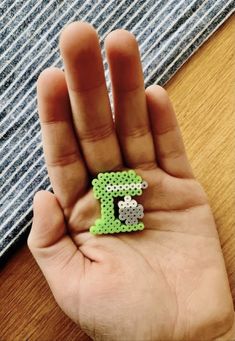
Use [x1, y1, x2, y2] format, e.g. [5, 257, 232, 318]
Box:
[37, 67, 88, 214]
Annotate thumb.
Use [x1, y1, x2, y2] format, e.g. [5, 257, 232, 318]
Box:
[28, 190, 67, 248]
[28, 190, 77, 258]
[28, 191, 84, 307]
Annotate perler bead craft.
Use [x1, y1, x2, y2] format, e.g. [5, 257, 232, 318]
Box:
[90, 170, 148, 235]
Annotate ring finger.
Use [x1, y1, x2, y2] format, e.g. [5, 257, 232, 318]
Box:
[105, 29, 156, 170]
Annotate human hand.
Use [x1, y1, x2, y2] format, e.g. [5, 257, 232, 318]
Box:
[28, 22, 234, 341]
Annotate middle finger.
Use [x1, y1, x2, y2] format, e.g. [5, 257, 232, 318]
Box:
[59, 22, 123, 175]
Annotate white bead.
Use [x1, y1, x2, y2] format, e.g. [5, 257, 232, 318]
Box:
[141, 181, 148, 189]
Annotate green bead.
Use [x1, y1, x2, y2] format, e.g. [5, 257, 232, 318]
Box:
[90, 170, 147, 235]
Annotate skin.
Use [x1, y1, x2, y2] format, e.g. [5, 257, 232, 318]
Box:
[28, 22, 235, 341]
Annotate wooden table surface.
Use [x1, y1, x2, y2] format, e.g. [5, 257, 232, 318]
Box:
[1, 15, 234, 341]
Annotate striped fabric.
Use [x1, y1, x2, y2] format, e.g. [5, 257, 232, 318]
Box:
[0, 0, 234, 261]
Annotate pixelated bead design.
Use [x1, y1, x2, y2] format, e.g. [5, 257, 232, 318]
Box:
[90, 170, 148, 235]
[118, 196, 144, 225]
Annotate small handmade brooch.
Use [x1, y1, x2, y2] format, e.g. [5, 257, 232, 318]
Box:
[90, 170, 148, 235]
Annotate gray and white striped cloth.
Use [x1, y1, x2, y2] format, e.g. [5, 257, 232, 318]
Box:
[0, 0, 234, 261]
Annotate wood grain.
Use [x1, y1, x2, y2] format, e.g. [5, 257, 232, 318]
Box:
[165, 14, 235, 303]
[1, 15, 234, 341]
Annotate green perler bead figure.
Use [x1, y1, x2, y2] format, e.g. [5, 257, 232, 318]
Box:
[90, 170, 148, 235]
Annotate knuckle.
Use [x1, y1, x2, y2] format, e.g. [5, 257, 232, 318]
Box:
[79, 123, 114, 143]
[47, 151, 80, 167]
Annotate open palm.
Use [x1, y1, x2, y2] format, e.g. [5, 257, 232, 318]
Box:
[28, 22, 234, 341]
